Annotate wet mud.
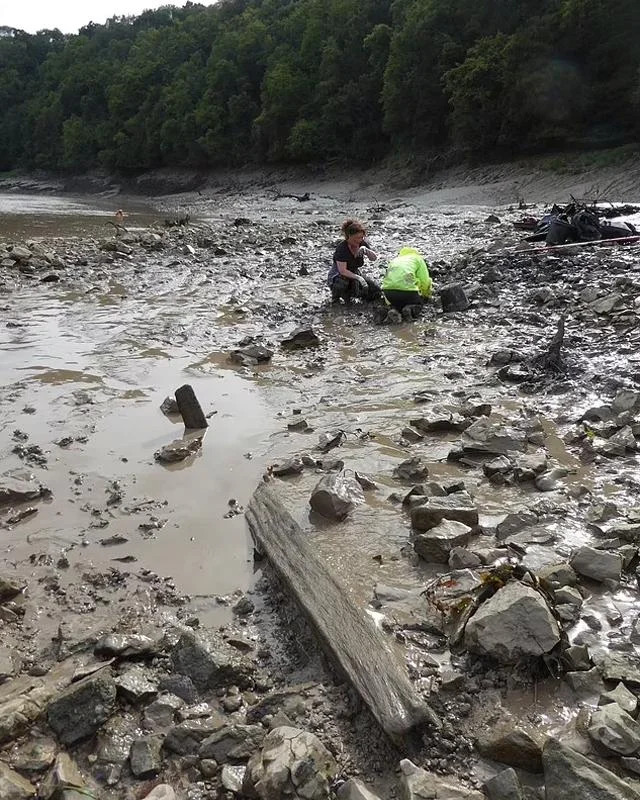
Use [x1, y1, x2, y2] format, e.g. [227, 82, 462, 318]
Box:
[2, 177, 640, 799]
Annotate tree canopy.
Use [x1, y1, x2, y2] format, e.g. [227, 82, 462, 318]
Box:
[0, 0, 638, 172]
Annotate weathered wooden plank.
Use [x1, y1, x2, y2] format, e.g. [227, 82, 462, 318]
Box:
[246, 480, 440, 746]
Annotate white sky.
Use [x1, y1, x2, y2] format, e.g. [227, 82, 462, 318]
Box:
[2, 1, 213, 34]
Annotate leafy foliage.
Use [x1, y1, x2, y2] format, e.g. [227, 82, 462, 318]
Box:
[0, 0, 638, 172]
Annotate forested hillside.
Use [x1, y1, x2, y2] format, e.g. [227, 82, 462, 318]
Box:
[1, 0, 638, 173]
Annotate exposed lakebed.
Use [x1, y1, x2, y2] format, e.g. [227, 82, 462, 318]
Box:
[1, 179, 640, 799]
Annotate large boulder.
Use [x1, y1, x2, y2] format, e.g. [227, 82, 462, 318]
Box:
[543, 737, 640, 799]
[414, 520, 473, 563]
[464, 582, 560, 664]
[399, 759, 484, 799]
[411, 493, 478, 532]
[243, 726, 337, 800]
[47, 669, 117, 745]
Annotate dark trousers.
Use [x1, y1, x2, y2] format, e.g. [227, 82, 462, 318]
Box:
[383, 289, 423, 311]
[331, 276, 381, 304]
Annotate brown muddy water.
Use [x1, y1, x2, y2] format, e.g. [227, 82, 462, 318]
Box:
[2, 186, 640, 756]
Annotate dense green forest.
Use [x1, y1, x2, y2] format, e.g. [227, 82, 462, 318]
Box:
[1, 0, 638, 173]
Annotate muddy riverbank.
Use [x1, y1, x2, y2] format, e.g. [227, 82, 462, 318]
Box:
[2, 172, 640, 799]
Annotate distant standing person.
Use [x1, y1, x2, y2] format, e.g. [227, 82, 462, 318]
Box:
[115, 209, 126, 224]
[327, 220, 381, 304]
[381, 247, 433, 320]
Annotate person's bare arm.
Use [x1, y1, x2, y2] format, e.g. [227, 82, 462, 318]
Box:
[337, 261, 360, 280]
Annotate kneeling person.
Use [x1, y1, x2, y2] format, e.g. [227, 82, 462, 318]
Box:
[328, 219, 381, 304]
[382, 247, 432, 317]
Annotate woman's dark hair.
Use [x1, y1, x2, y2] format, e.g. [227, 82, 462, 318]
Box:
[341, 219, 365, 238]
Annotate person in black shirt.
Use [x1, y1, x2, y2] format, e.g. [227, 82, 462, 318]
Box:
[327, 219, 381, 304]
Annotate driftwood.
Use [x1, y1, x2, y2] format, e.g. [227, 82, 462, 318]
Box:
[105, 221, 128, 236]
[272, 189, 311, 202]
[246, 481, 440, 746]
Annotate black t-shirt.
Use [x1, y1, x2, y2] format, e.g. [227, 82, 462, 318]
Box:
[328, 239, 370, 283]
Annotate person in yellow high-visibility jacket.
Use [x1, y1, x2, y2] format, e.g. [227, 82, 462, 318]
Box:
[381, 247, 432, 317]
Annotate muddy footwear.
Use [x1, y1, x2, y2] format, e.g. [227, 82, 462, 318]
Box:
[401, 306, 414, 322]
[387, 309, 402, 324]
[372, 305, 388, 325]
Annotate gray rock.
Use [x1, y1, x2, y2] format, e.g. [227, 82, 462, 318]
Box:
[410, 412, 469, 433]
[483, 767, 524, 800]
[496, 511, 537, 540]
[411, 493, 478, 531]
[0, 762, 36, 799]
[141, 787, 176, 800]
[622, 757, 640, 776]
[439, 283, 470, 313]
[599, 653, 640, 687]
[245, 687, 308, 725]
[338, 777, 384, 800]
[554, 586, 582, 606]
[0, 477, 48, 506]
[96, 716, 136, 780]
[243, 726, 337, 800]
[536, 562, 577, 589]
[309, 473, 364, 520]
[229, 344, 273, 365]
[198, 723, 264, 762]
[563, 645, 591, 672]
[613, 390, 640, 414]
[164, 715, 225, 755]
[394, 457, 430, 481]
[513, 452, 548, 481]
[221, 764, 246, 793]
[599, 683, 639, 717]
[158, 674, 197, 703]
[39, 753, 92, 800]
[0, 647, 17, 683]
[464, 582, 560, 664]
[414, 520, 473, 563]
[565, 667, 606, 699]
[130, 734, 163, 777]
[115, 667, 158, 704]
[399, 758, 484, 798]
[588, 703, 640, 755]
[534, 467, 568, 492]
[171, 631, 254, 692]
[483, 456, 513, 479]
[477, 719, 545, 772]
[10, 738, 56, 773]
[94, 633, 162, 658]
[543, 737, 640, 799]
[591, 293, 623, 314]
[449, 547, 482, 569]
[271, 457, 305, 477]
[570, 546, 622, 583]
[281, 327, 320, 349]
[160, 396, 180, 415]
[456, 417, 527, 457]
[47, 669, 117, 744]
[154, 435, 203, 464]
